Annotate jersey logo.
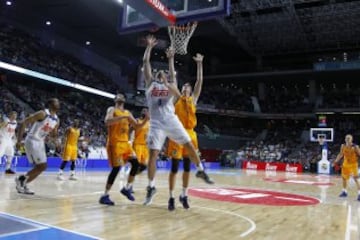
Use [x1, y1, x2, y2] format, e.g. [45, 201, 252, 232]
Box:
[41, 123, 53, 133]
[151, 87, 169, 97]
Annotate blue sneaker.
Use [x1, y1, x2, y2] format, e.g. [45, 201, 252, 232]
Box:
[99, 194, 115, 205]
[339, 191, 348, 198]
[179, 195, 190, 209]
[144, 186, 157, 206]
[357, 194, 360, 201]
[121, 187, 135, 201]
[168, 197, 175, 211]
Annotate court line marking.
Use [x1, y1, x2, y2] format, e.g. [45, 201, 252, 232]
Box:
[193, 205, 256, 238]
[0, 227, 49, 238]
[274, 196, 314, 202]
[138, 202, 256, 238]
[345, 205, 351, 240]
[0, 212, 102, 240]
[15, 191, 257, 238]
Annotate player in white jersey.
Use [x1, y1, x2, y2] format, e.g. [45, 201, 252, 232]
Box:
[0, 111, 17, 174]
[15, 98, 60, 194]
[142, 35, 214, 206]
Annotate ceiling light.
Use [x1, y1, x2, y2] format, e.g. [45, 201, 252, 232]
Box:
[6, 1, 12, 6]
[86, 41, 91, 45]
[46, 21, 51, 26]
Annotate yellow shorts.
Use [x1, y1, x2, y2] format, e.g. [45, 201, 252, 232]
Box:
[341, 164, 359, 180]
[106, 141, 135, 167]
[133, 144, 149, 165]
[62, 145, 78, 161]
[168, 129, 198, 159]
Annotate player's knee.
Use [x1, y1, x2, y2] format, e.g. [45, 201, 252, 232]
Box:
[183, 157, 191, 172]
[171, 158, 180, 174]
[129, 158, 139, 176]
[138, 164, 147, 174]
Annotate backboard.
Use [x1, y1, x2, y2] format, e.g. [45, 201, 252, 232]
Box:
[119, 0, 230, 34]
[309, 128, 334, 142]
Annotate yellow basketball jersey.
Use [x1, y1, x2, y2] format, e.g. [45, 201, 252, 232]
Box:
[65, 127, 80, 146]
[342, 144, 358, 165]
[134, 118, 149, 145]
[175, 96, 197, 129]
[107, 109, 130, 144]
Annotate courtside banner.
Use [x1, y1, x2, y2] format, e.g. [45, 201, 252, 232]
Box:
[242, 161, 303, 173]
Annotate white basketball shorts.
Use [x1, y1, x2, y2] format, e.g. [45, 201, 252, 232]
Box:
[147, 115, 191, 151]
[0, 138, 14, 157]
[24, 137, 47, 164]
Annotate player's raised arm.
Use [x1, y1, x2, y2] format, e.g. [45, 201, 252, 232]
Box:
[143, 35, 158, 88]
[165, 47, 181, 99]
[16, 110, 46, 148]
[192, 53, 204, 105]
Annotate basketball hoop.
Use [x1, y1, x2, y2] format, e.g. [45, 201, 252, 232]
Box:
[168, 22, 197, 55]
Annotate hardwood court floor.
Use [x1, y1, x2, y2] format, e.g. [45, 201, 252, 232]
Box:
[0, 168, 358, 240]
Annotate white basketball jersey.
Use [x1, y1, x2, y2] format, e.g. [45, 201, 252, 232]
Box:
[146, 81, 175, 120]
[0, 117, 17, 139]
[27, 109, 59, 141]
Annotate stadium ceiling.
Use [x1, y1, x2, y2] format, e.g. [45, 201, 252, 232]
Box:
[222, 0, 360, 56]
[2, 0, 360, 63]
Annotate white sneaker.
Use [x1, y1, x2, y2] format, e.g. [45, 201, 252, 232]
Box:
[23, 185, 35, 195]
[15, 177, 24, 193]
[69, 174, 77, 181]
[57, 174, 64, 181]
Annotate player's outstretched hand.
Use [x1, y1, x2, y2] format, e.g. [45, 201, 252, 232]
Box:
[166, 47, 175, 59]
[146, 35, 158, 48]
[193, 53, 204, 63]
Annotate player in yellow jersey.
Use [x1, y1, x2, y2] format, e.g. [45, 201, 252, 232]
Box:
[333, 134, 360, 200]
[167, 53, 211, 211]
[99, 93, 149, 205]
[131, 107, 150, 174]
[57, 119, 81, 181]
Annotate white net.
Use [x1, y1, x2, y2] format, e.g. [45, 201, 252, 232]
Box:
[168, 22, 197, 55]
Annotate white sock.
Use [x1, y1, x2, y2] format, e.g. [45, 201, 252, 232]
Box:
[59, 169, 63, 175]
[170, 190, 175, 198]
[104, 189, 110, 195]
[5, 158, 11, 170]
[358, 190, 360, 195]
[70, 170, 75, 175]
[126, 182, 132, 189]
[343, 189, 347, 193]
[181, 187, 188, 197]
[149, 180, 155, 188]
[196, 163, 204, 171]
